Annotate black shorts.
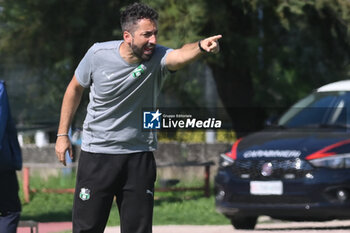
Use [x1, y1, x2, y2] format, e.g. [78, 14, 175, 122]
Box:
[72, 150, 156, 233]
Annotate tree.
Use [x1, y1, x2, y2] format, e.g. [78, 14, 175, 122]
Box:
[0, 0, 212, 126]
[144, 0, 212, 108]
[203, 0, 350, 136]
[0, 0, 133, 124]
[1, 0, 350, 138]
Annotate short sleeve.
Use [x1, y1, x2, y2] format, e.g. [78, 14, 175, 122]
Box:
[74, 45, 95, 88]
[160, 47, 174, 77]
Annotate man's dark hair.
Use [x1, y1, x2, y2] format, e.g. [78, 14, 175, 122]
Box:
[120, 3, 158, 34]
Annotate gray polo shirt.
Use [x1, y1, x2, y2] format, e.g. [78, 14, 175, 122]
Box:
[75, 40, 172, 154]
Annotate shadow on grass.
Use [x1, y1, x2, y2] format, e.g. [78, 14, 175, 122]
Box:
[20, 211, 72, 222]
[154, 191, 207, 206]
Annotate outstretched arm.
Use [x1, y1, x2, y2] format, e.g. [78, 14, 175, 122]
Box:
[55, 75, 84, 166]
[165, 35, 222, 71]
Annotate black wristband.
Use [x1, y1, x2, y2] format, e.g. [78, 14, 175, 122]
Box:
[198, 40, 206, 52]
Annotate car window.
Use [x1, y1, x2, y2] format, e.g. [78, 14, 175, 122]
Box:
[329, 100, 346, 125]
[328, 93, 350, 126]
[278, 92, 350, 128]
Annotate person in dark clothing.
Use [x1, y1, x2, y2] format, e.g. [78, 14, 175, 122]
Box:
[0, 171, 21, 233]
[0, 80, 22, 233]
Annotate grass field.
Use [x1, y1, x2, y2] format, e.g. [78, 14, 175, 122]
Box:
[18, 170, 229, 226]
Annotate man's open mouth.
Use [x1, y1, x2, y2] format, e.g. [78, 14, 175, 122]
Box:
[144, 46, 154, 54]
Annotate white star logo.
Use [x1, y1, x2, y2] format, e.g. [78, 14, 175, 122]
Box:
[151, 109, 162, 122]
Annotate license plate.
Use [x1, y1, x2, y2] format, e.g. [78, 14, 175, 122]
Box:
[250, 181, 283, 195]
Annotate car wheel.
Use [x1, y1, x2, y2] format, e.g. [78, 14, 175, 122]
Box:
[230, 216, 258, 229]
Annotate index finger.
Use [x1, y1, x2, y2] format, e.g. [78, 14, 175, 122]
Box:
[209, 35, 222, 41]
[58, 152, 67, 166]
[56, 153, 66, 166]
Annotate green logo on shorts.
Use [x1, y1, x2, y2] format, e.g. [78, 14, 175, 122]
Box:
[79, 188, 91, 201]
[132, 64, 146, 78]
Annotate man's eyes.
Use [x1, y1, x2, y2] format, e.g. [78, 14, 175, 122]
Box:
[143, 31, 158, 37]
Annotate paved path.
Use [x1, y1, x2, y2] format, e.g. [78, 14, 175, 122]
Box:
[104, 220, 350, 233]
[18, 222, 72, 233]
[104, 225, 233, 233]
[16, 219, 350, 233]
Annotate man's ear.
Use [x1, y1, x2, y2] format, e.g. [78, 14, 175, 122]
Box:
[123, 31, 132, 43]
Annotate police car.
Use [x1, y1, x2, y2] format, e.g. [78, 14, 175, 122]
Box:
[215, 80, 350, 229]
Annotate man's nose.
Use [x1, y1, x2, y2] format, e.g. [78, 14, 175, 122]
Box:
[149, 34, 157, 44]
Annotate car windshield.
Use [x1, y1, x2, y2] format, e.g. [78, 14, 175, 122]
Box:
[278, 91, 350, 128]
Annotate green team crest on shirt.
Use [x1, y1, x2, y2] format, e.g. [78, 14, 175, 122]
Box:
[132, 64, 146, 78]
[79, 188, 91, 201]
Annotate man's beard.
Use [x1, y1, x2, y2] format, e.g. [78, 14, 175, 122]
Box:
[131, 40, 153, 61]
